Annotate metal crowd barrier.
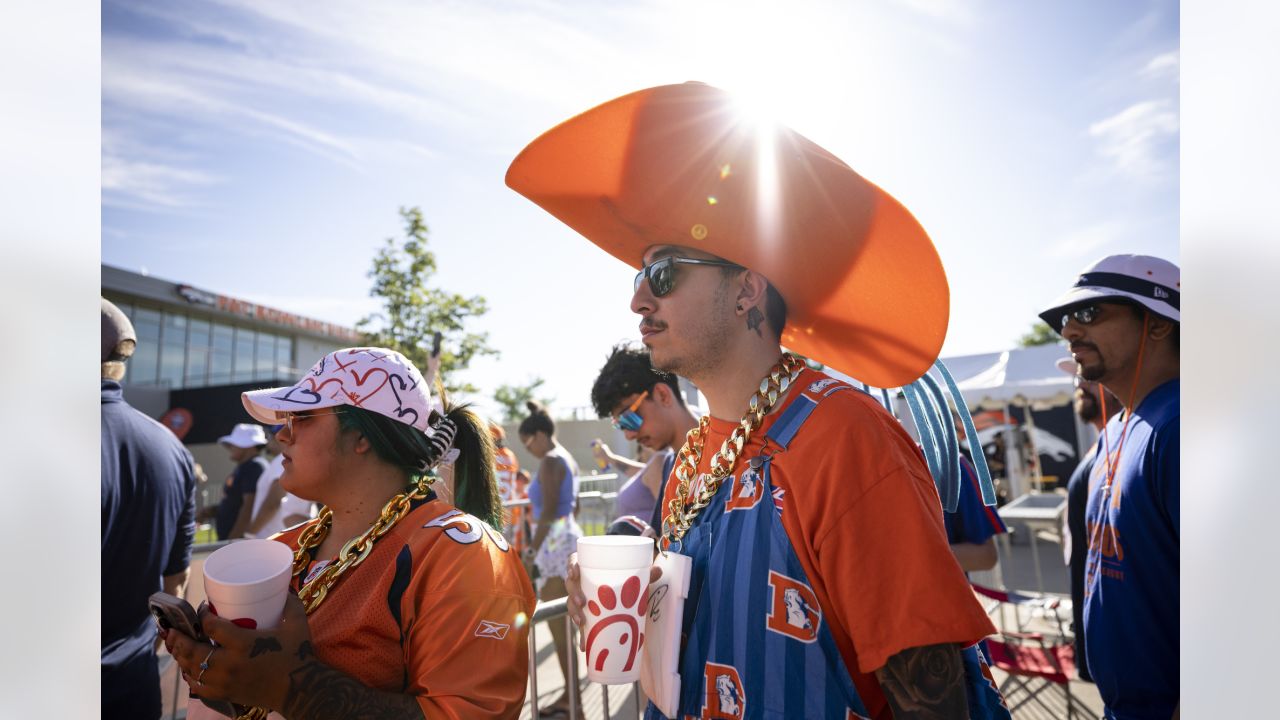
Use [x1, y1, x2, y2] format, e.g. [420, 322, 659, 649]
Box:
[527, 596, 643, 720]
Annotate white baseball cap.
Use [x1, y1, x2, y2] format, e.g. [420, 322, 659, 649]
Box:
[242, 347, 436, 433]
[1039, 254, 1180, 332]
[219, 423, 268, 448]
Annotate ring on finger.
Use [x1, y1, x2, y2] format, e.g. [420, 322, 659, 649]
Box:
[196, 646, 216, 684]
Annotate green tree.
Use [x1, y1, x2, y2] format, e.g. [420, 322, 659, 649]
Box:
[493, 377, 553, 423]
[1018, 320, 1064, 347]
[358, 207, 496, 394]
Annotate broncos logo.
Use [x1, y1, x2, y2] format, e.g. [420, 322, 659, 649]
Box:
[766, 571, 821, 643]
[700, 663, 745, 719]
[423, 509, 510, 552]
[724, 466, 765, 513]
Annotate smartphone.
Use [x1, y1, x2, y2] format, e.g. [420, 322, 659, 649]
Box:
[149, 592, 243, 716]
[431, 331, 443, 357]
[148, 591, 207, 642]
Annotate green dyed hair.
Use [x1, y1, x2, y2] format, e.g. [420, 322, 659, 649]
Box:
[336, 403, 503, 529]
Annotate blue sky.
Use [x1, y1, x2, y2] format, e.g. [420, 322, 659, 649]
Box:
[102, 0, 1179, 418]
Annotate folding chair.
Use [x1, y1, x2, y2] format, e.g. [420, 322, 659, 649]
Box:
[972, 583, 1097, 719]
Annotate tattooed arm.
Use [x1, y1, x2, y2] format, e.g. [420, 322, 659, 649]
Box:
[165, 595, 424, 720]
[874, 643, 967, 719]
[281, 642, 424, 720]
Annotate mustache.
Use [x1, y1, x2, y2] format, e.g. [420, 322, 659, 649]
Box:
[640, 318, 667, 333]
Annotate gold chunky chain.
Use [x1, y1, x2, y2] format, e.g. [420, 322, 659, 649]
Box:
[234, 477, 434, 720]
[661, 353, 804, 549]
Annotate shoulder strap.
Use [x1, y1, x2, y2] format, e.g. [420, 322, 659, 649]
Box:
[764, 377, 859, 449]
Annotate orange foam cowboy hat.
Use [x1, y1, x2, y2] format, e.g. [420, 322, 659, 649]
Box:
[506, 82, 948, 388]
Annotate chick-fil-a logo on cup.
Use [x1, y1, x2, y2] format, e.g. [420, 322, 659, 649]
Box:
[577, 536, 655, 684]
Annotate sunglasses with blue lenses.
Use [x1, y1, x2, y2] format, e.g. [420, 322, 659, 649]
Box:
[611, 390, 649, 432]
[633, 256, 743, 298]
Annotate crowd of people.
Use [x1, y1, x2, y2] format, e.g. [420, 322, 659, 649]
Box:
[103, 82, 1179, 720]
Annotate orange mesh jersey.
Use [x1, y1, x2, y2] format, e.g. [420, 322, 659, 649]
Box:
[276, 495, 535, 719]
[494, 446, 529, 552]
[660, 369, 996, 719]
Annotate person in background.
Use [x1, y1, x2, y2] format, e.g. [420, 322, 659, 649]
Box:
[101, 297, 197, 720]
[166, 347, 531, 718]
[518, 400, 583, 717]
[1039, 255, 1180, 719]
[491, 421, 530, 555]
[213, 422, 267, 541]
[946, 417, 1009, 573]
[589, 343, 699, 537]
[245, 425, 315, 538]
[1057, 356, 1120, 683]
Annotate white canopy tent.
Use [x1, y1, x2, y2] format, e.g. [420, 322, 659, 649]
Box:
[940, 343, 1082, 498]
[944, 343, 1075, 411]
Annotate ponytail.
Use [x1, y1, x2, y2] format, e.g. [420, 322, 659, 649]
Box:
[518, 400, 555, 437]
[441, 401, 502, 530]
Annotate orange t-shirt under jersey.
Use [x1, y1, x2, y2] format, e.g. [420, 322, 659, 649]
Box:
[660, 369, 996, 719]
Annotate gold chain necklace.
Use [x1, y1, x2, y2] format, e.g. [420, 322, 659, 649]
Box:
[661, 353, 804, 549]
[234, 477, 434, 720]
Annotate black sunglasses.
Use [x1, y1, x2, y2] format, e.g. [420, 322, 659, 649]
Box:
[633, 256, 743, 297]
[1060, 304, 1105, 330]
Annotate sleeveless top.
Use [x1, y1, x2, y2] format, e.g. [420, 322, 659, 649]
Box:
[615, 452, 664, 519]
[529, 448, 579, 519]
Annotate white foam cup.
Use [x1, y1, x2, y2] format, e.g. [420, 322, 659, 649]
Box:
[202, 539, 294, 630]
[577, 535, 655, 684]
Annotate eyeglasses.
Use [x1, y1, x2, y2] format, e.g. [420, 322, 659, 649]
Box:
[1060, 304, 1104, 330]
[282, 409, 345, 435]
[633, 256, 743, 298]
[611, 390, 649, 432]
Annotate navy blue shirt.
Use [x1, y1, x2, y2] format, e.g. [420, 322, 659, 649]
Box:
[944, 454, 1008, 547]
[1066, 446, 1098, 682]
[215, 455, 265, 540]
[1083, 379, 1179, 720]
[101, 380, 196, 718]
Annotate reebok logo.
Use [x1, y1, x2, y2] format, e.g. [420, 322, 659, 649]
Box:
[474, 620, 510, 640]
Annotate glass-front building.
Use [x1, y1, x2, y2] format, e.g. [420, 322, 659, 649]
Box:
[103, 263, 360, 412]
[108, 299, 297, 390]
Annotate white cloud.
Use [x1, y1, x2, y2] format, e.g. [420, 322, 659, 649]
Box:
[1141, 50, 1179, 79]
[892, 0, 974, 24]
[1047, 220, 1127, 260]
[1088, 99, 1179, 178]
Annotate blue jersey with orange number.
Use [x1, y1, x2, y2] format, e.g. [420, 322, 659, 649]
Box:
[1083, 379, 1178, 720]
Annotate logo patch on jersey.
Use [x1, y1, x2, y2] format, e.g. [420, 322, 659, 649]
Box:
[700, 663, 745, 719]
[424, 509, 511, 551]
[808, 378, 839, 394]
[724, 467, 764, 513]
[474, 620, 509, 640]
[766, 570, 821, 643]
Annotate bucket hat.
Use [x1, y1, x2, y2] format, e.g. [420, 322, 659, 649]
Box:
[506, 82, 948, 388]
[1038, 254, 1180, 332]
[242, 347, 435, 434]
[218, 423, 267, 448]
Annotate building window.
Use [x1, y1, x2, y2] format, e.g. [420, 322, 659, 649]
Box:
[275, 335, 293, 379]
[233, 327, 255, 383]
[210, 323, 234, 385]
[186, 318, 211, 388]
[159, 313, 187, 388]
[129, 307, 161, 386]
